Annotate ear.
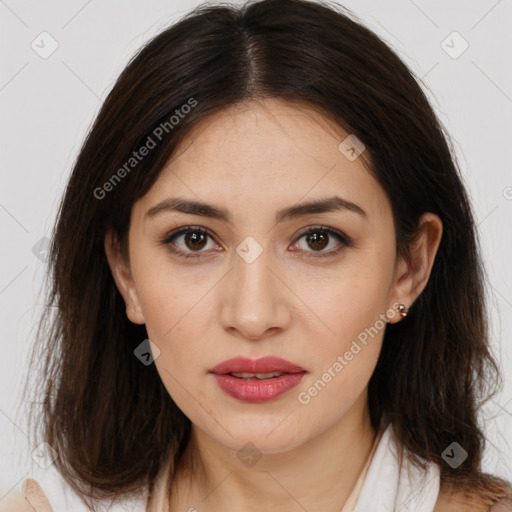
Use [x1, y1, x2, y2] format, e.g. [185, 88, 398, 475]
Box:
[387, 212, 443, 324]
[104, 229, 145, 325]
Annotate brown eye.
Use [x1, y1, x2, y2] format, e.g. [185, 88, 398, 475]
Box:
[162, 226, 217, 258]
[183, 231, 208, 251]
[305, 231, 329, 251]
[293, 226, 351, 258]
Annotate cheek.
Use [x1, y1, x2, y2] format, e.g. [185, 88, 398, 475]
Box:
[296, 339, 381, 436]
[131, 249, 206, 339]
[133, 275, 210, 379]
[141, 292, 207, 367]
[142, 285, 211, 418]
[306, 257, 392, 346]
[297, 253, 391, 400]
[297, 308, 385, 422]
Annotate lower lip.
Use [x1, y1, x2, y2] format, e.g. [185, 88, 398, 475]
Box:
[211, 372, 306, 403]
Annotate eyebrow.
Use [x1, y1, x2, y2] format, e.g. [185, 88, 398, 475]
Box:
[145, 196, 367, 223]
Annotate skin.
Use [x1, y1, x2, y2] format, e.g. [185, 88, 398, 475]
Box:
[104, 98, 443, 511]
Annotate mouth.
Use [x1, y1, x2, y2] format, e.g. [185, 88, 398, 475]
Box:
[210, 355, 307, 376]
[226, 371, 288, 380]
[209, 356, 307, 402]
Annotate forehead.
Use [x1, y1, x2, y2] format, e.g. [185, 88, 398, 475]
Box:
[136, 98, 391, 223]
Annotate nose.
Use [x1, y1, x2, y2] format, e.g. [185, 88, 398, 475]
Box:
[219, 241, 292, 341]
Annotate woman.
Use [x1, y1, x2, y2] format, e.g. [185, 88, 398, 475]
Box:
[3, 0, 511, 510]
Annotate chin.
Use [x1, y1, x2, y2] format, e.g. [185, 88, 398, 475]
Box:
[204, 411, 311, 454]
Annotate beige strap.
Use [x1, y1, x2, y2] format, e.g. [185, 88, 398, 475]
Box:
[21, 479, 53, 512]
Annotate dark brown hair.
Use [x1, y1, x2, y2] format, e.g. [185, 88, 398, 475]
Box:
[22, 0, 511, 509]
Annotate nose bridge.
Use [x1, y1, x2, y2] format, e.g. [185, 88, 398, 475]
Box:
[220, 236, 290, 339]
[235, 238, 271, 296]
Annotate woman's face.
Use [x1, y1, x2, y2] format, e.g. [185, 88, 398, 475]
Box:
[114, 98, 410, 454]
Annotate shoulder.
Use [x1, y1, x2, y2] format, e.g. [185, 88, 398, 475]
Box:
[434, 489, 512, 512]
[0, 478, 52, 512]
[489, 499, 512, 512]
[0, 491, 36, 512]
[433, 489, 481, 512]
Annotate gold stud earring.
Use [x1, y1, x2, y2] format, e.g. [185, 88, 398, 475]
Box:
[398, 303, 409, 318]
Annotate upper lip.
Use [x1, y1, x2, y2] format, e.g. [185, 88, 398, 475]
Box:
[210, 356, 307, 375]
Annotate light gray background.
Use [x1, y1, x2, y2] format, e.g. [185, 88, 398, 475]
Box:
[1, 0, 511, 501]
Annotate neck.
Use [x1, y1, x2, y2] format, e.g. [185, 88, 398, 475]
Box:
[171, 389, 378, 512]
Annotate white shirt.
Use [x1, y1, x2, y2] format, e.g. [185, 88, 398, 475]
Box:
[16, 423, 440, 512]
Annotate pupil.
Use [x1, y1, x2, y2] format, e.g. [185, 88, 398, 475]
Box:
[307, 232, 328, 251]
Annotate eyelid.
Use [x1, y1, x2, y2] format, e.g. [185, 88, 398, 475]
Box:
[162, 225, 213, 245]
[295, 225, 351, 245]
[161, 224, 351, 259]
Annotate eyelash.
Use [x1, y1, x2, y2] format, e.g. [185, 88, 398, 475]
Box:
[160, 225, 352, 260]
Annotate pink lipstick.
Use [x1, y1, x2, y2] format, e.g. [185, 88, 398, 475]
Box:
[209, 356, 307, 403]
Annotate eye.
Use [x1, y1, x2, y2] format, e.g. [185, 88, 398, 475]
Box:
[291, 226, 351, 258]
[161, 226, 218, 259]
[161, 225, 351, 260]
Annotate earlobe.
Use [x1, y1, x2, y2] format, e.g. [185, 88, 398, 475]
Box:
[387, 212, 443, 324]
[104, 230, 146, 325]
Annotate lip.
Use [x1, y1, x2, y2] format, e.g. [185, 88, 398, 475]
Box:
[210, 356, 306, 375]
[209, 356, 307, 403]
